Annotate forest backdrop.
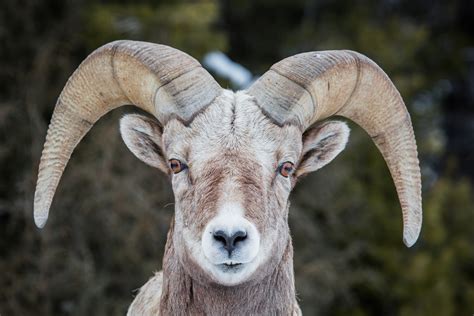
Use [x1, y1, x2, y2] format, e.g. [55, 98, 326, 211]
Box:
[1, 0, 474, 315]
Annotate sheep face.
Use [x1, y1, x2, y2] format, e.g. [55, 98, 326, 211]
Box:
[120, 90, 349, 286]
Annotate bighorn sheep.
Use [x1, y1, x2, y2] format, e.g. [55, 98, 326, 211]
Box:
[34, 40, 422, 315]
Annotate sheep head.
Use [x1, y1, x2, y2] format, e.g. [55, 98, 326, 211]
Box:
[119, 92, 349, 285]
[34, 41, 422, 287]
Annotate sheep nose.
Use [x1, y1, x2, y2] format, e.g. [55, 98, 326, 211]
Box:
[213, 230, 247, 256]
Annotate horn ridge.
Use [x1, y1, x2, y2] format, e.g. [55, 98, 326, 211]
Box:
[34, 40, 221, 228]
[248, 50, 422, 247]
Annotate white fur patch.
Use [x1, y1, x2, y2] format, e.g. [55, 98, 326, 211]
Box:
[200, 202, 260, 285]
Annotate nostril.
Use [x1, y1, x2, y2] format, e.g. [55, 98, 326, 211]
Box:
[213, 230, 247, 256]
[213, 230, 228, 245]
[232, 230, 247, 245]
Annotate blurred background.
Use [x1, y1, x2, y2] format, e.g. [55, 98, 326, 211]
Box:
[1, 0, 474, 315]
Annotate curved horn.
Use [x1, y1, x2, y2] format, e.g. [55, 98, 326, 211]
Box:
[247, 51, 421, 247]
[34, 40, 221, 228]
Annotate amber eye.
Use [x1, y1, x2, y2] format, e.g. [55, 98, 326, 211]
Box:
[278, 161, 295, 178]
[169, 159, 187, 174]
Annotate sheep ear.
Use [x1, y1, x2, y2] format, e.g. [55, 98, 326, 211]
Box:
[296, 121, 350, 177]
[120, 114, 168, 174]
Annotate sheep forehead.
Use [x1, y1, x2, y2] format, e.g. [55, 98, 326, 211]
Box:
[164, 90, 303, 167]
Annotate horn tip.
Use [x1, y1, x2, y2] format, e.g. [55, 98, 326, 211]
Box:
[34, 212, 48, 229]
[403, 225, 421, 248]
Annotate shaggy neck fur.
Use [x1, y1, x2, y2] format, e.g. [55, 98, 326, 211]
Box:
[159, 221, 299, 315]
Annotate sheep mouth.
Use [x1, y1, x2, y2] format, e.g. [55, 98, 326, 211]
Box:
[218, 262, 244, 272]
[223, 262, 242, 267]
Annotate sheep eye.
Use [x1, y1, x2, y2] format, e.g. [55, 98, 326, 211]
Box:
[278, 161, 295, 178]
[169, 159, 187, 174]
